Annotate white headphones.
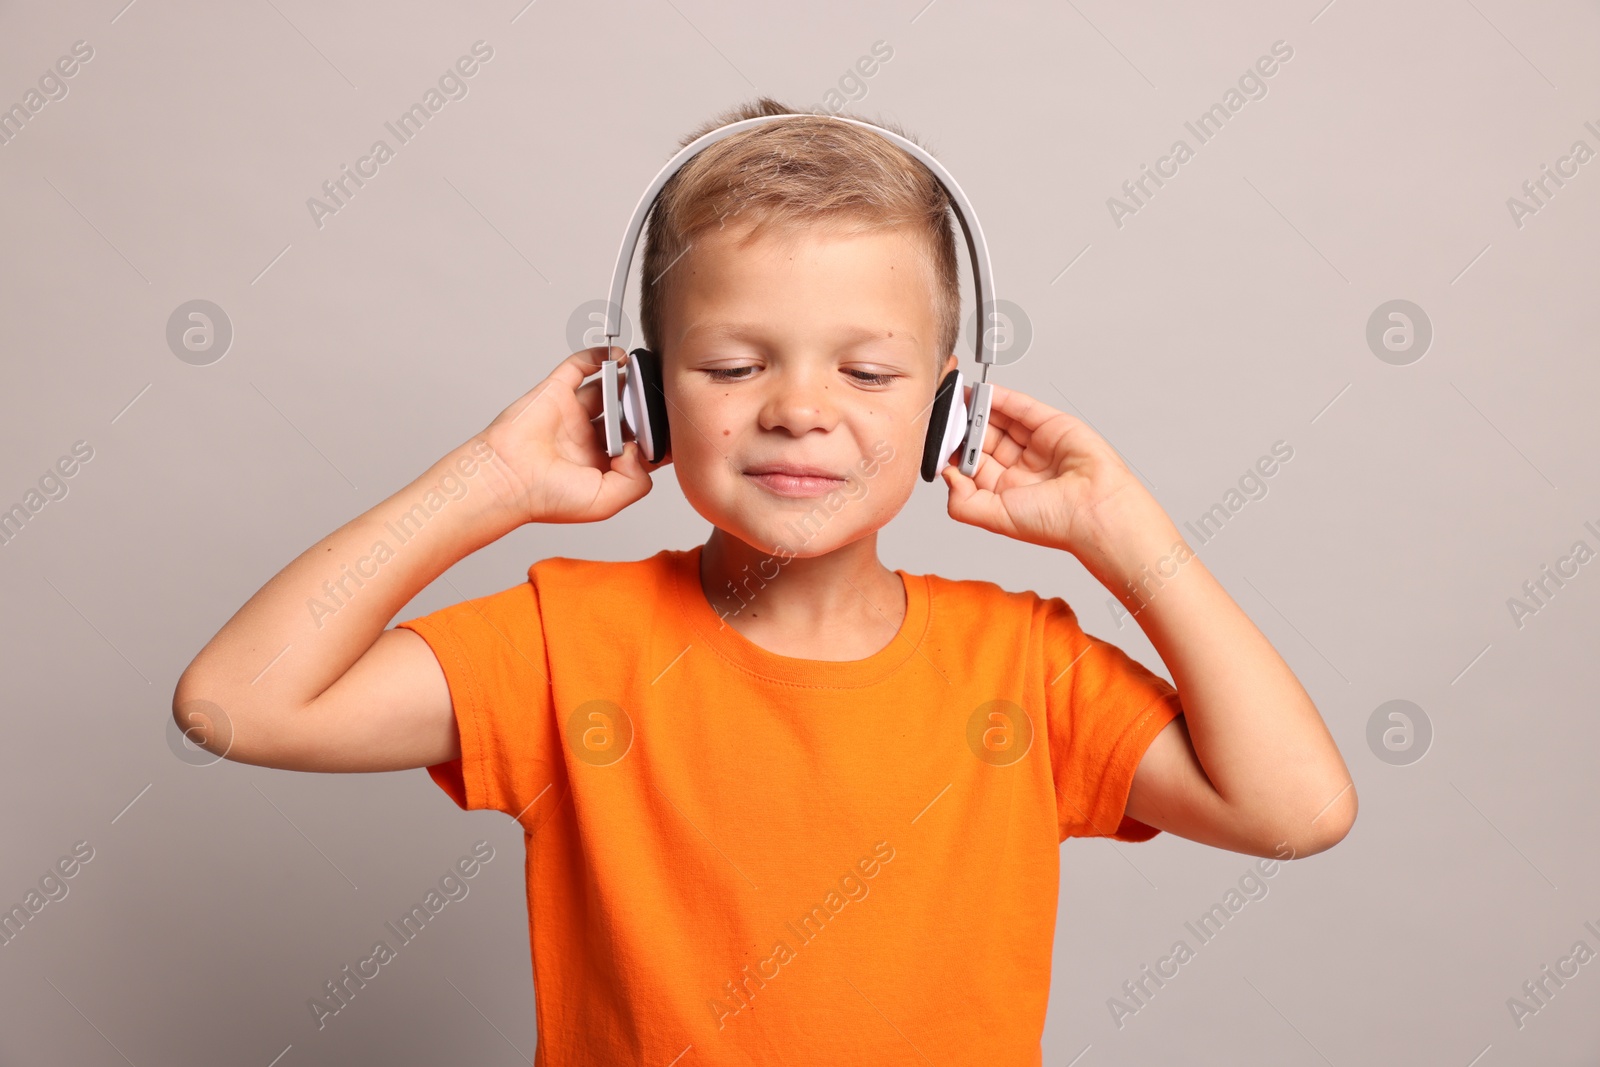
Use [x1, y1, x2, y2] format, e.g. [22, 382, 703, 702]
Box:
[596, 112, 996, 482]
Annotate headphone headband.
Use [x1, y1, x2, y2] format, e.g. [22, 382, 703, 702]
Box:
[602, 112, 996, 369]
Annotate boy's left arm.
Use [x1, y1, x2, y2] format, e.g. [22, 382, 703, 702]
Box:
[942, 383, 1356, 859]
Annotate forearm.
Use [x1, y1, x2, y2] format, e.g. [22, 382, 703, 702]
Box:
[1075, 497, 1354, 840]
[175, 435, 519, 722]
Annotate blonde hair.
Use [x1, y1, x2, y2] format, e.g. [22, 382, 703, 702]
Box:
[638, 97, 960, 370]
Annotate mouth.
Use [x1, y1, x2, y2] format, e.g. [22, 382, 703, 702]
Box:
[743, 463, 847, 499]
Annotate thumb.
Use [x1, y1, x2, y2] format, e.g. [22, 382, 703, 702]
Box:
[591, 440, 653, 517]
[942, 462, 977, 515]
[941, 462, 1006, 534]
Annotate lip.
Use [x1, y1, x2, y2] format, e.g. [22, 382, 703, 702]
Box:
[743, 464, 846, 499]
[745, 463, 840, 478]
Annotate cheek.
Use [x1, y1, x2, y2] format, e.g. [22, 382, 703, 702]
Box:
[667, 392, 745, 473]
[874, 452, 922, 502]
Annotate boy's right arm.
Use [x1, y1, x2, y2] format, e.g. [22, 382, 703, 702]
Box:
[170, 347, 663, 773]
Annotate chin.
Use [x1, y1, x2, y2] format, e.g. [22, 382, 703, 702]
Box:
[680, 459, 912, 556]
[751, 501, 903, 558]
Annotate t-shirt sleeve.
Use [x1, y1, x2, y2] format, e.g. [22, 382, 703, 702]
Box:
[395, 578, 559, 824]
[1042, 596, 1184, 843]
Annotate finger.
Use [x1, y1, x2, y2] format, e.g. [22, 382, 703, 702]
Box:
[575, 372, 609, 422]
[549, 345, 628, 397]
[981, 386, 1098, 468]
[985, 382, 1069, 432]
[969, 446, 1010, 495]
[973, 437, 1028, 495]
[644, 443, 674, 471]
[978, 421, 1031, 472]
[943, 414, 1017, 484]
[982, 403, 1033, 450]
[587, 440, 653, 517]
[940, 463, 1014, 537]
[507, 347, 627, 431]
[960, 384, 1041, 464]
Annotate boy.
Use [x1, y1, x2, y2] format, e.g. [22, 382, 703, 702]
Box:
[173, 98, 1355, 1064]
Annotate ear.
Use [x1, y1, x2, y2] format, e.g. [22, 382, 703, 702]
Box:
[940, 352, 959, 377]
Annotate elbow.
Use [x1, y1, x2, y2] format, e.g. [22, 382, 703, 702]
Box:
[170, 675, 242, 764]
[1266, 781, 1358, 859]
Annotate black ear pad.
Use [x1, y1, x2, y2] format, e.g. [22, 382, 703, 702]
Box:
[920, 369, 961, 482]
[629, 348, 672, 463]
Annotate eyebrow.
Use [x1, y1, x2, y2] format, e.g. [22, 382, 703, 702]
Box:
[680, 322, 918, 349]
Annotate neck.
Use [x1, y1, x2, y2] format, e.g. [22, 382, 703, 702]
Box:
[699, 526, 900, 628]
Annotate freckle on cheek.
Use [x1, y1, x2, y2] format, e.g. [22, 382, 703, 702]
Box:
[723, 429, 730, 435]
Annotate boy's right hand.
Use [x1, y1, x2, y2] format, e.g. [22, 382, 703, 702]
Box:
[478, 346, 670, 527]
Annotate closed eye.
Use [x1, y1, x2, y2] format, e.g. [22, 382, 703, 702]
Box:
[702, 367, 900, 386]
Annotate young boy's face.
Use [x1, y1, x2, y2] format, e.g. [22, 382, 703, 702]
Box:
[657, 218, 958, 558]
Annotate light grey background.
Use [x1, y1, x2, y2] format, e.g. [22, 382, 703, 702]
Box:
[2, 0, 1597, 1063]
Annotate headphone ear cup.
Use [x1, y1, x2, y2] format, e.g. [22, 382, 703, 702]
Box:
[622, 348, 671, 463]
[920, 369, 968, 482]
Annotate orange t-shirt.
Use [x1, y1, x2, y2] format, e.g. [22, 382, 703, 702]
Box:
[397, 544, 1182, 1066]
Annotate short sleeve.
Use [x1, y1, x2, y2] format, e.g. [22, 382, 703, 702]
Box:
[395, 578, 560, 825]
[1043, 597, 1183, 843]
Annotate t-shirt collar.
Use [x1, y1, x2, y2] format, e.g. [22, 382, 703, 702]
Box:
[668, 543, 931, 689]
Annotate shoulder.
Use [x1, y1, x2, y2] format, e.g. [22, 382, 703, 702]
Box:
[525, 548, 691, 617]
[917, 568, 1077, 649]
[921, 568, 1064, 615]
[522, 549, 694, 664]
[528, 547, 689, 585]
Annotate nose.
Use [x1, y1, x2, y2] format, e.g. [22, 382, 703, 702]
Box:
[758, 363, 840, 437]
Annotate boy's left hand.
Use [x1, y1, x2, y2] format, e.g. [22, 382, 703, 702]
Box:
[940, 382, 1166, 558]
